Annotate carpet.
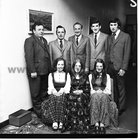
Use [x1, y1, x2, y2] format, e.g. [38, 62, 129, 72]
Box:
[0, 112, 136, 136]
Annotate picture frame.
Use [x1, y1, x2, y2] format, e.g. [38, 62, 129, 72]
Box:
[29, 9, 54, 34]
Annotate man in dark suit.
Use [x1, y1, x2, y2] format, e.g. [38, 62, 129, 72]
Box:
[49, 25, 72, 72]
[105, 18, 131, 115]
[88, 18, 108, 71]
[68, 22, 90, 73]
[24, 22, 51, 118]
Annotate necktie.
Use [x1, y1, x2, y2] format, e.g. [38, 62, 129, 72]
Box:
[94, 34, 97, 46]
[40, 37, 43, 44]
[111, 33, 116, 43]
[76, 37, 79, 46]
[60, 40, 63, 49]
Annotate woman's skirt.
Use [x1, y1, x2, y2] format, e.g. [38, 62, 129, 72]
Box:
[90, 93, 118, 127]
[41, 94, 66, 124]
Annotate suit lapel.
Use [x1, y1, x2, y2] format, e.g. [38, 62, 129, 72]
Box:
[55, 39, 65, 53]
[97, 32, 103, 46]
[33, 35, 50, 55]
[72, 35, 77, 46]
[62, 39, 68, 52]
[78, 35, 85, 47]
[113, 31, 123, 45]
[55, 39, 61, 50]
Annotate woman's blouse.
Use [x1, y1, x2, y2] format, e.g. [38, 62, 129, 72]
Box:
[48, 72, 71, 95]
[89, 74, 111, 95]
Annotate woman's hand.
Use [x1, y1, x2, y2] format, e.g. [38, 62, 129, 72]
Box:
[57, 88, 64, 96]
[73, 90, 83, 95]
[52, 89, 58, 96]
[96, 89, 103, 94]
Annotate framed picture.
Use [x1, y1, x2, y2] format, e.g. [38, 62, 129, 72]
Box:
[29, 9, 54, 34]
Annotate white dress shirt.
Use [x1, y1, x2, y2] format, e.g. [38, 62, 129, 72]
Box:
[48, 72, 71, 95]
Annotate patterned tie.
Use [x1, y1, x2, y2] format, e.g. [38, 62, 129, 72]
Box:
[60, 40, 63, 49]
[76, 37, 79, 46]
[111, 33, 116, 43]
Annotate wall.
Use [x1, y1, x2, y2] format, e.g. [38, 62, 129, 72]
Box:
[0, 0, 78, 123]
[0, 0, 136, 123]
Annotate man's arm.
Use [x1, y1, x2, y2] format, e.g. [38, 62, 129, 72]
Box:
[24, 38, 36, 75]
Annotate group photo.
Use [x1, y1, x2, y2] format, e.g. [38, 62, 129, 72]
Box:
[0, 0, 137, 138]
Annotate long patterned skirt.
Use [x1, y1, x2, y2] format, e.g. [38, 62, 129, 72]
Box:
[64, 92, 90, 133]
[41, 94, 66, 124]
[90, 93, 118, 127]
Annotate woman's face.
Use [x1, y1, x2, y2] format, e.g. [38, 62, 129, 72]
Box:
[74, 62, 81, 73]
[96, 62, 103, 73]
[56, 60, 64, 72]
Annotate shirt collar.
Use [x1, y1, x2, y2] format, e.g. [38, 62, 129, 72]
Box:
[75, 34, 82, 40]
[113, 29, 120, 38]
[58, 39, 64, 44]
[94, 31, 100, 39]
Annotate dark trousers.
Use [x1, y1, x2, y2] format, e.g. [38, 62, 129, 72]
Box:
[107, 63, 126, 112]
[28, 74, 49, 117]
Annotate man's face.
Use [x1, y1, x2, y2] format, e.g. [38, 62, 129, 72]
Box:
[56, 28, 65, 40]
[74, 24, 82, 37]
[91, 23, 101, 34]
[33, 25, 44, 37]
[110, 22, 119, 33]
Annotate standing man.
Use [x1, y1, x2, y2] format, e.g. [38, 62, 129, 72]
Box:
[88, 18, 108, 71]
[49, 25, 72, 71]
[105, 18, 131, 115]
[24, 21, 51, 118]
[68, 22, 90, 73]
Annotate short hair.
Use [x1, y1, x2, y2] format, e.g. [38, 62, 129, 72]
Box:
[91, 18, 101, 26]
[71, 58, 84, 76]
[53, 57, 66, 72]
[109, 18, 121, 28]
[56, 25, 66, 34]
[32, 21, 44, 32]
[73, 22, 83, 29]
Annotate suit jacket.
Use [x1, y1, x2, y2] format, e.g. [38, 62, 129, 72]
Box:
[49, 39, 72, 70]
[68, 35, 90, 71]
[88, 32, 108, 70]
[24, 35, 51, 75]
[105, 31, 131, 71]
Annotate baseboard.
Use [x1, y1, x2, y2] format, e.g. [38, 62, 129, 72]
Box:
[0, 108, 33, 129]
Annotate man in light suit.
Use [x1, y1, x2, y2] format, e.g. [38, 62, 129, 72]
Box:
[68, 22, 90, 73]
[49, 25, 72, 72]
[24, 22, 51, 118]
[88, 18, 108, 71]
[105, 18, 131, 115]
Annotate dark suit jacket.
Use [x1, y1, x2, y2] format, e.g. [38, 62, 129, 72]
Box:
[24, 35, 51, 75]
[49, 39, 72, 70]
[105, 31, 131, 71]
[68, 35, 90, 71]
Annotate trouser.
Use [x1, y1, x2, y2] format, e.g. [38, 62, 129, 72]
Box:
[28, 74, 49, 117]
[107, 63, 126, 112]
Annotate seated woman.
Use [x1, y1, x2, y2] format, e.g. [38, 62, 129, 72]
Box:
[41, 58, 71, 131]
[89, 58, 118, 134]
[64, 59, 90, 134]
